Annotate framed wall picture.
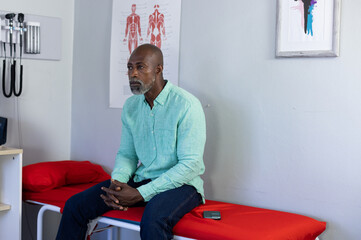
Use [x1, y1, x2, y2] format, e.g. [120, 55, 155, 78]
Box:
[276, 0, 341, 57]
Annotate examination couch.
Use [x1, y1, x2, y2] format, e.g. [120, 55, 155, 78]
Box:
[22, 161, 326, 240]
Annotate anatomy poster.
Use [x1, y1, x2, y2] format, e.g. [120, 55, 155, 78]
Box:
[109, 0, 182, 108]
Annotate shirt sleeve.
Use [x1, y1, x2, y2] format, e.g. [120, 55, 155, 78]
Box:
[137, 100, 206, 201]
[111, 110, 138, 183]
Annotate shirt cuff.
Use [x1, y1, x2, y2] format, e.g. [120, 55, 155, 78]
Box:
[111, 172, 130, 183]
[137, 183, 157, 202]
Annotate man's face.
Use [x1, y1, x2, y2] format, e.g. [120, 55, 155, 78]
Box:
[132, 5, 136, 13]
[127, 51, 156, 95]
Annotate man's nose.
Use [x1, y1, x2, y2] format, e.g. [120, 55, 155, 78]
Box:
[129, 68, 138, 78]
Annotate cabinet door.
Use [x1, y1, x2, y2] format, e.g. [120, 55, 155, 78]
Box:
[0, 152, 22, 240]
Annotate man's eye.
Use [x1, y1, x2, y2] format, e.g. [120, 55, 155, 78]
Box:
[128, 66, 133, 70]
[137, 65, 144, 70]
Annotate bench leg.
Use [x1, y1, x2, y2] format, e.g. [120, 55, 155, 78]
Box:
[36, 204, 61, 240]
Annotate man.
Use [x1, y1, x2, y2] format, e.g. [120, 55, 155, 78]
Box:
[123, 4, 143, 54]
[56, 44, 206, 240]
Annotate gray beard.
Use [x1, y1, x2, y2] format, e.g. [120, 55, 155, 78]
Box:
[129, 78, 155, 95]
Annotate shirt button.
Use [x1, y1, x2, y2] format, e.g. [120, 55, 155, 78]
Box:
[150, 113, 154, 117]
[153, 147, 156, 150]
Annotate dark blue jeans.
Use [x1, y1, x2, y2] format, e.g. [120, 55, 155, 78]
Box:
[56, 178, 202, 240]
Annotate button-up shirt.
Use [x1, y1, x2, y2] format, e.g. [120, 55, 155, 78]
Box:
[111, 81, 206, 202]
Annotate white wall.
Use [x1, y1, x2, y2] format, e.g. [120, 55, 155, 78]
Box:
[71, 0, 120, 173]
[0, 0, 74, 165]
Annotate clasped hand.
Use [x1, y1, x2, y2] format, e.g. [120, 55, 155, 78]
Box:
[100, 179, 144, 211]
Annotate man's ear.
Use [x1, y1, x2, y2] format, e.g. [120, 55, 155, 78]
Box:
[156, 64, 163, 74]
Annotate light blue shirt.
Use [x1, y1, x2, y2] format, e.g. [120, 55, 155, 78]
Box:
[111, 81, 206, 202]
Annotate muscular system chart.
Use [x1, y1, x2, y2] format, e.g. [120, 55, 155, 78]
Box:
[110, 0, 181, 108]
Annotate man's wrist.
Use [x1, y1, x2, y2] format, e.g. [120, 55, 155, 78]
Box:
[135, 189, 144, 202]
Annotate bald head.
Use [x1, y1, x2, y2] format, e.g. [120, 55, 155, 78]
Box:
[130, 44, 163, 68]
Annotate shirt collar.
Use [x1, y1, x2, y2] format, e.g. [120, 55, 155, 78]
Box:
[143, 80, 172, 106]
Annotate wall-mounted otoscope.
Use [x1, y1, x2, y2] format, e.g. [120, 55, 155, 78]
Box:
[16, 13, 24, 97]
[1, 12, 37, 98]
[2, 13, 16, 98]
[1, 11, 61, 98]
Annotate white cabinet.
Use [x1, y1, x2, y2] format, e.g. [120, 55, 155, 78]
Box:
[0, 147, 23, 240]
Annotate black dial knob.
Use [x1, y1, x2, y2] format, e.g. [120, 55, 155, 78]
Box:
[18, 13, 24, 23]
[5, 13, 16, 20]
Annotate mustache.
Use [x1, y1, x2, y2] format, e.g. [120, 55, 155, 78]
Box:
[129, 78, 143, 85]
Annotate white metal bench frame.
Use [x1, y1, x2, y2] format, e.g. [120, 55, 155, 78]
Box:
[26, 200, 194, 240]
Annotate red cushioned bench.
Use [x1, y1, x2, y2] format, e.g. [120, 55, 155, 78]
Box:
[22, 161, 326, 240]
